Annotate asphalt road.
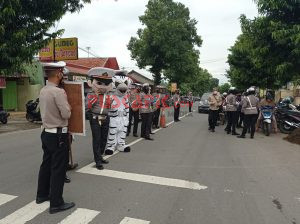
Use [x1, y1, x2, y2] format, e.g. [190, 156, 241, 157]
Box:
[0, 105, 300, 224]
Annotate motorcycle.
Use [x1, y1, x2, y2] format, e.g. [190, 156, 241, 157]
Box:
[0, 107, 10, 124]
[26, 98, 41, 122]
[260, 106, 273, 136]
[275, 103, 300, 134]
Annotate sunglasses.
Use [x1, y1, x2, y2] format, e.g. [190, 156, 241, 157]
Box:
[95, 79, 112, 86]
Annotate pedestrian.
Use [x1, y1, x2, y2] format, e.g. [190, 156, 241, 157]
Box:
[238, 87, 259, 139]
[208, 88, 222, 132]
[85, 67, 114, 170]
[148, 87, 155, 135]
[225, 87, 239, 135]
[140, 83, 154, 140]
[236, 92, 243, 128]
[127, 83, 140, 137]
[152, 88, 162, 129]
[173, 89, 181, 122]
[188, 91, 193, 112]
[36, 62, 75, 214]
[237, 92, 247, 128]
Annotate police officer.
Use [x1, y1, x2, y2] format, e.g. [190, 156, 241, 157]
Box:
[127, 83, 140, 137]
[238, 87, 259, 139]
[188, 92, 193, 113]
[225, 87, 239, 135]
[173, 89, 180, 122]
[85, 67, 114, 170]
[140, 83, 154, 140]
[36, 62, 75, 214]
[208, 88, 222, 132]
[152, 88, 162, 129]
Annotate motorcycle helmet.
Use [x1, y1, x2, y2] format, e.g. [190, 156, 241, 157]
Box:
[266, 92, 273, 101]
[246, 87, 255, 95]
[281, 96, 294, 105]
[228, 87, 236, 94]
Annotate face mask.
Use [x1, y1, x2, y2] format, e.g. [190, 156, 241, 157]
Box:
[57, 73, 64, 88]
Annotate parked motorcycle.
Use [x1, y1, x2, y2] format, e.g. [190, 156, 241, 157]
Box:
[275, 99, 300, 134]
[261, 106, 274, 136]
[0, 107, 10, 124]
[26, 98, 41, 122]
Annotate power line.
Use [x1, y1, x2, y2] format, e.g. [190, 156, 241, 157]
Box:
[200, 58, 227, 64]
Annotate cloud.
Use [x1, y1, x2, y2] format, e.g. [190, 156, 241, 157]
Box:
[54, 0, 258, 83]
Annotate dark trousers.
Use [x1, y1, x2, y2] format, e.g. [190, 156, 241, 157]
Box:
[174, 105, 180, 121]
[226, 111, 238, 133]
[242, 114, 257, 137]
[141, 112, 152, 138]
[188, 102, 193, 112]
[127, 108, 139, 135]
[238, 112, 244, 127]
[153, 108, 161, 127]
[37, 131, 69, 207]
[209, 109, 219, 130]
[149, 112, 154, 133]
[89, 117, 109, 166]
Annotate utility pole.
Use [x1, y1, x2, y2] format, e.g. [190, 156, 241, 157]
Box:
[86, 47, 91, 58]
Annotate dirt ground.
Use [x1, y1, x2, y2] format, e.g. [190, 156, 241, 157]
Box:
[0, 113, 41, 134]
[284, 128, 300, 145]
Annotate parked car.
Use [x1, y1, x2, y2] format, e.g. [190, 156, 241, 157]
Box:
[198, 92, 211, 113]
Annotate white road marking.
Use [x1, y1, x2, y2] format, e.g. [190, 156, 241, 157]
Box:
[120, 217, 150, 224]
[127, 138, 144, 147]
[58, 208, 100, 224]
[98, 111, 189, 162]
[0, 194, 17, 207]
[0, 201, 49, 224]
[77, 168, 207, 191]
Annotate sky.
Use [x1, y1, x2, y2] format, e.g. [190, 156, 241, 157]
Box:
[54, 0, 258, 84]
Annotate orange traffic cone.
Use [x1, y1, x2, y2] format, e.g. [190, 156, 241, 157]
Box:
[160, 107, 166, 128]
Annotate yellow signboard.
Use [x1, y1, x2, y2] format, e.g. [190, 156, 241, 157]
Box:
[39, 37, 78, 61]
[171, 83, 177, 93]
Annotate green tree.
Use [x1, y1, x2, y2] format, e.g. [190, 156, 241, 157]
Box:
[218, 83, 231, 94]
[177, 67, 214, 96]
[227, 33, 268, 89]
[209, 78, 219, 90]
[128, 0, 202, 85]
[0, 0, 90, 74]
[227, 0, 300, 89]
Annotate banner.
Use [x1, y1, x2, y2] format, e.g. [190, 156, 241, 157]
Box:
[39, 37, 78, 61]
[63, 81, 85, 136]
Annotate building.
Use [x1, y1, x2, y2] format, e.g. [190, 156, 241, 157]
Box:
[65, 57, 120, 81]
[62, 57, 120, 96]
[0, 61, 44, 111]
[127, 70, 154, 87]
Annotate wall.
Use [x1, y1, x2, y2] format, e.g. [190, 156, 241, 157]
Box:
[17, 78, 43, 111]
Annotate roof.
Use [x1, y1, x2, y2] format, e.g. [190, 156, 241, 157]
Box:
[128, 70, 154, 86]
[65, 57, 120, 75]
[65, 58, 108, 68]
